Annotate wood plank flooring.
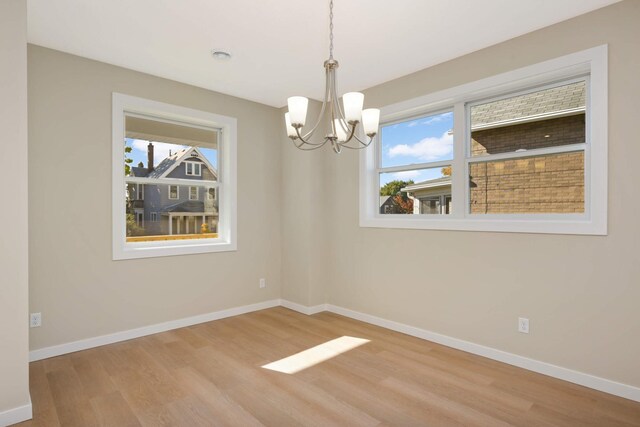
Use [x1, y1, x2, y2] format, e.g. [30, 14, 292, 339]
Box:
[17, 307, 640, 426]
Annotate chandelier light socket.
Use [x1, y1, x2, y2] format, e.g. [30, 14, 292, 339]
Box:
[343, 92, 364, 123]
[287, 96, 309, 126]
[362, 108, 380, 137]
[284, 113, 298, 139]
[334, 119, 348, 142]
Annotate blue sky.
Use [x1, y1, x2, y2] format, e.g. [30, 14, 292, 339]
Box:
[125, 138, 218, 172]
[379, 111, 453, 187]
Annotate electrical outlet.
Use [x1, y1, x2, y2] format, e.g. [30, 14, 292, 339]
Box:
[259, 278, 266, 289]
[30, 312, 42, 328]
[518, 317, 529, 334]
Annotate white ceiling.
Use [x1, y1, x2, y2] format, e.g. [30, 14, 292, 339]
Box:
[27, 0, 619, 108]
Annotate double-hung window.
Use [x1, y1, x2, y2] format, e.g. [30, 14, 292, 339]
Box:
[168, 185, 179, 200]
[360, 46, 607, 235]
[112, 94, 237, 259]
[189, 186, 198, 200]
[186, 161, 201, 176]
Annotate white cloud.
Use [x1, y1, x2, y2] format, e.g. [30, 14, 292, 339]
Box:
[407, 120, 420, 127]
[387, 130, 453, 162]
[131, 139, 185, 166]
[393, 170, 421, 180]
[421, 111, 452, 126]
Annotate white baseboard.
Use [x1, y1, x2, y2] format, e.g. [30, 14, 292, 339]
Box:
[0, 397, 32, 427]
[28, 298, 640, 403]
[29, 299, 280, 362]
[324, 303, 640, 403]
[279, 299, 327, 315]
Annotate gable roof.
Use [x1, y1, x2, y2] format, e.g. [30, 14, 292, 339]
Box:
[128, 146, 217, 179]
[154, 146, 217, 180]
[131, 166, 148, 177]
[380, 196, 394, 207]
[147, 148, 188, 178]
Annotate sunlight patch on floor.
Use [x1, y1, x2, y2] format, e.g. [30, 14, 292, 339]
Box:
[262, 336, 370, 374]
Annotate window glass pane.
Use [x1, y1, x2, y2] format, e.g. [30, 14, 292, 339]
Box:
[379, 166, 452, 215]
[380, 111, 453, 168]
[469, 152, 584, 214]
[470, 81, 586, 157]
[125, 139, 218, 181]
[126, 184, 219, 242]
[168, 185, 178, 199]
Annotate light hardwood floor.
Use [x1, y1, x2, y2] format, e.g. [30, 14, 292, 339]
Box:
[18, 307, 640, 426]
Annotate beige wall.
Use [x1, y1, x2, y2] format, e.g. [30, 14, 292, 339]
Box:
[28, 46, 283, 350]
[0, 0, 31, 417]
[325, 0, 640, 387]
[280, 101, 331, 307]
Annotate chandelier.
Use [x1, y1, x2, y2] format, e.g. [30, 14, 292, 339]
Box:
[284, 0, 380, 153]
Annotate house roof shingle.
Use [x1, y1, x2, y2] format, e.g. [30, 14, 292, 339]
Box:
[471, 81, 586, 128]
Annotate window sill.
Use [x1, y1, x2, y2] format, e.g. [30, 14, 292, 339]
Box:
[113, 239, 236, 260]
[359, 216, 606, 236]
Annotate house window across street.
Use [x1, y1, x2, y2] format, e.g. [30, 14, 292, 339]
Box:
[360, 46, 607, 235]
[186, 161, 201, 176]
[189, 186, 198, 200]
[168, 185, 179, 200]
[135, 183, 144, 200]
[113, 93, 237, 259]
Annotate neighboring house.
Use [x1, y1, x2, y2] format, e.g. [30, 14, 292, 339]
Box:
[402, 177, 452, 215]
[127, 143, 218, 236]
[402, 81, 585, 215]
[380, 196, 402, 214]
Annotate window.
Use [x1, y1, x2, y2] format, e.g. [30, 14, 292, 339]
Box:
[136, 183, 144, 200]
[185, 161, 201, 176]
[113, 93, 237, 259]
[168, 185, 179, 200]
[360, 46, 607, 235]
[189, 186, 198, 200]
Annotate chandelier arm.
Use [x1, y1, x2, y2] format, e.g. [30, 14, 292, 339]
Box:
[294, 126, 327, 146]
[294, 137, 329, 150]
[338, 132, 374, 148]
[299, 69, 332, 141]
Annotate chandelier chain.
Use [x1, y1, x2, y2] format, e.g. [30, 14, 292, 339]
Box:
[329, 0, 334, 59]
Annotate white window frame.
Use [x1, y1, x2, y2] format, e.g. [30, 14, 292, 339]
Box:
[189, 186, 198, 200]
[360, 45, 607, 235]
[150, 212, 158, 222]
[113, 93, 237, 259]
[168, 185, 179, 200]
[136, 183, 144, 200]
[185, 161, 202, 176]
